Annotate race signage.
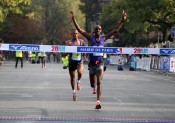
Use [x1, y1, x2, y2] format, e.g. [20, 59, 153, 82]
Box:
[160, 49, 175, 54]
[77, 46, 122, 54]
[9, 44, 40, 52]
[0, 43, 175, 55]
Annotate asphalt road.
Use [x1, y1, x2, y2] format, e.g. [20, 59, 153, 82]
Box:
[0, 61, 175, 123]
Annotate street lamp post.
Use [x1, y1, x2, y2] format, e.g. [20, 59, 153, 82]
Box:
[90, 15, 96, 33]
[157, 31, 163, 48]
[158, 32, 160, 48]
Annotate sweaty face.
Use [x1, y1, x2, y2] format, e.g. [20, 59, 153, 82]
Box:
[72, 30, 78, 39]
[94, 25, 102, 36]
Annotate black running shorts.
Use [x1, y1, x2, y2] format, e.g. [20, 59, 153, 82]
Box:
[68, 60, 83, 71]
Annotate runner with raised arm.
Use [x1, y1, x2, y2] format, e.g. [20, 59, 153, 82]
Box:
[70, 10, 127, 109]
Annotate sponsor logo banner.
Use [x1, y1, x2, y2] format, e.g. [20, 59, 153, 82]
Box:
[9, 44, 40, 51]
[160, 56, 170, 70]
[58, 46, 65, 52]
[51, 45, 65, 52]
[160, 49, 175, 54]
[77, 47, 122, 54]
[134, 48, 148, 54]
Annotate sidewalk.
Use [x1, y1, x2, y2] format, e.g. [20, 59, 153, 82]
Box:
[114, 64, 175, 79]
[152, 69, 175, 78]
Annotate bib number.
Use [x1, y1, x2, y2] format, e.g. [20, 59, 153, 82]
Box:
[72, 53, 81, 60]
[93, 53, 103, 56]
[93, 46, 103, 56]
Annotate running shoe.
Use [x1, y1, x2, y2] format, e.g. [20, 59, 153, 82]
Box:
[95, 101, 101, 109]
[92, 89, 96, 94]
[73, 92, 77, 101]
[77, 80, 81, 91]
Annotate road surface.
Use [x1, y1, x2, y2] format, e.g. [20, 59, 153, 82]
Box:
[0, 61, 175, 123]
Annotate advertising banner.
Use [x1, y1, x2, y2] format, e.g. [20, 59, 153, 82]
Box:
[170, 57, 175, 72]
[159, 56, 170, 71]
[0, 43, 175, 55]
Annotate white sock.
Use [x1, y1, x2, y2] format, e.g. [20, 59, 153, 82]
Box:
[77, 80, 80, 83]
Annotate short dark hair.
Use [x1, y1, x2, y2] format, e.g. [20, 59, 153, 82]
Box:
[95, 25, 101, 29]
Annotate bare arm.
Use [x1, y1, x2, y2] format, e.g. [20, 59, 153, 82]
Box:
[81, 39, 86, 46]
[104, 10, 127, 41]
[66, 40, 72, 46]
[81, 40, 87, 61]
[70, 11, 91, 41]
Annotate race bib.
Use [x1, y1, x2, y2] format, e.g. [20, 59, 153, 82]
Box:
[93, 46, 103, 56]
[72, 53, 81, 60]
[93, 53, 103, 56]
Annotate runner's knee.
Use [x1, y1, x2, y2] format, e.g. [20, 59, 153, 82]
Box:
[90, 82, 95, 88]
[97, 81, 101, 86]
[71, 77, 75, 82]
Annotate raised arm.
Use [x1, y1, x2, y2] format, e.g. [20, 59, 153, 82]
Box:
[70, 11, 91, 40]
[104, 10, 127, 41]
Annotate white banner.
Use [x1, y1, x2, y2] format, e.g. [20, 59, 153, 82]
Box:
[109, 55, 118, 65]
[136, 57, 151, 71]
[141, 57, 151, 71]
[136, 57, 142, 69]
[170, 57, 175, 72]
[1, 43, 175, 55]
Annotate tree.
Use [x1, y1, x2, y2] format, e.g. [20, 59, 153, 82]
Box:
[31, 0, 85, 44]
[0, 15, 44, 44]
[79, 0, 101, 32]
[0, 0, 31, 27]
[100, 0, 175, 46]
[0, 0, 33, 43]
[0, 0, 85, 44]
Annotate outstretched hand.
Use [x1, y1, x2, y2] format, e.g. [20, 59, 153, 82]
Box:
[114, 10, 127, 33]
[70, 10, 74, 18]
[122, 10, 127, 21]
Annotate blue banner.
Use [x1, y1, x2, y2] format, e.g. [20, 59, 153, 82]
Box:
[160, 49, 175, 54]
[159, 56, 170, 70]
[9, 44, 40, 52]
[77, 47, 122, 54]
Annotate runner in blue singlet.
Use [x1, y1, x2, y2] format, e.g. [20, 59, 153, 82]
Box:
[70, 10, 127, 109]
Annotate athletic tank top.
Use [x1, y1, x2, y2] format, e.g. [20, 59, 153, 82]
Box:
[69, 39, 82, 61]
[89, 35, 104, 61]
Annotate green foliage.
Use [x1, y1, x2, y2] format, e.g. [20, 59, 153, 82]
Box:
[0, 15, 44, 44]
[80, 0, 101, 21]
[0, 0, 31, 23]
[79, 0, 101, 32]
[1, 0, 174, 47]
[31, 0, 85, 44]
[0, 0, 85, 44]
[100, 0, 175, 47]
